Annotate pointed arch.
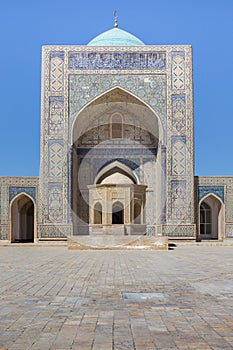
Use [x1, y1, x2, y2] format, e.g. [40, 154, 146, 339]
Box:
[9, 193, 36, 243]
[71, 86, 164, 145]
[199, 193, 224, 241]
[95, 160, 138, 185]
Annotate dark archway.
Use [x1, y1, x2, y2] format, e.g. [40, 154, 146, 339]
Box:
[94, 202, 102, 224]
[112, 202, 124, 224]
[11, 194, 35, 242]
[134, 202, 142, 224]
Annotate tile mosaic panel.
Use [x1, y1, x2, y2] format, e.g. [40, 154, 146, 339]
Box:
[171, 180, 187, 221]
[172, 52, 185, 90]
[48, 141, 64, 178]
[49, 96, 64, 136]
[0, 225, 8, 240]
[48, 183, 63, 222]
[172, 136, 186, 176]
[226, 224, 233, 238]
[38, 224, 72, 238]
[69, 74, 166, 130]
[198, 186, 224, 203]
[50, 52, 64, 93]
[69, 52, 166, 70]
[9, 187, 36, 202]
[162, 224, 195, 237]
[172, 95, 186, 134]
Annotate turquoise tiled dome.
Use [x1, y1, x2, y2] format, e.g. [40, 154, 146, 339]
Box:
[87, 27, 145, 46]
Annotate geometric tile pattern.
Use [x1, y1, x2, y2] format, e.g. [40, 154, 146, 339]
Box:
[172, 52, 185, 90]
[171, 180, 187, 221]
[162, 224, 195, 237]
[38, 224, 71, 238]
[49, 97, 64, 136]
[172, 95, 186, 134]
[172, 136, 186, 175]
[48, 183, 63, 222]
[50, 52, 64, 93]
[49, 141, 64, 178]
[226, 224, 233, 238]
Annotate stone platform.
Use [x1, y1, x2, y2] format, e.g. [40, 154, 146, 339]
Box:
[67, 235, 168, 250]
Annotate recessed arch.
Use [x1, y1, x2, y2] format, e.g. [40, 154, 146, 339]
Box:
[71, 86, 164, 145]
[134, 202, 142, 224]
[95, 161, 138, 185]
[71, 85, 163, 232]
[110, 112, 123, 139]
[94, 202, 102, 224]
[10, 193, 36, 243]
[199, 194, 224, 241]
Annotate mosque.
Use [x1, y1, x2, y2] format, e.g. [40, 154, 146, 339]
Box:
[0, 18, 233, 243]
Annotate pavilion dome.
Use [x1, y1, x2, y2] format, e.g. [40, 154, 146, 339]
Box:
[87, 27, 145, 46]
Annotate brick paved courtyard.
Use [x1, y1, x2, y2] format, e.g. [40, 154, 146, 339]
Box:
[0, 246, 233, 350]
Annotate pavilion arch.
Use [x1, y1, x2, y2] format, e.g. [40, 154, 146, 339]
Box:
[199, 194, 225, 241]
[95, 161, 139, 185]
[71, 86, 164, 145]
[9, 193, 36, 243]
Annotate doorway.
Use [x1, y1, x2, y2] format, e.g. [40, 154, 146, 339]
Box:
[11, 194, 35, 242]
[112, 202, 124, 224]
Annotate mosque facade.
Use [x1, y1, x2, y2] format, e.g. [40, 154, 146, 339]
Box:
[0, 25, 233, 243]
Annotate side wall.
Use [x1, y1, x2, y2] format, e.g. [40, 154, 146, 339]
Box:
[0, 177, 39, 240]
[195, 176, 233, 239]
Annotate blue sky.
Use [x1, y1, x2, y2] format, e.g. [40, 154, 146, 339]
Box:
[0, 0, 232, 176]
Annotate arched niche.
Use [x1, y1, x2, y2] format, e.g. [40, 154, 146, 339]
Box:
[94, 202, 102, 224]
[112, 202, 124, 225]
[134, 202, 142, 224]
[111, 112, 123, 139]
[71, 86, 163, 234]
[10, 193, 35, 243]
[199, 194, 224, 241]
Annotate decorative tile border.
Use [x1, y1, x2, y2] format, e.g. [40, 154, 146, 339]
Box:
[9, 187, 37, 202]
[68, 52, 166, 70]
[198, 186, 224, 203]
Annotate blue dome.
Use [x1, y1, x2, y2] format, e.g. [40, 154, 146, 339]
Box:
[87, 27, 145, 46]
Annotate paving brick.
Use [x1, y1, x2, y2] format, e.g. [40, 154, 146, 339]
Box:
[0, 246, 232, 350]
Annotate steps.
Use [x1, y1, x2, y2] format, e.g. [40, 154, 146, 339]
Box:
[67, 235, 168, 250]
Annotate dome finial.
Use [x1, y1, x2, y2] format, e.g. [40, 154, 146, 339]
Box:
[113, 10, 118, 28]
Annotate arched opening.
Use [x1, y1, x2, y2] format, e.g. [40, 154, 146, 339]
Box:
[111, 113, 123, 139]
[199, 195, 223, 240]
[200, 202, 211, 236]
[95, 161, 138, 185]
[94, 202, 102, 224]
[11, 194, 35, 243]
[112, 202, 124, 224]
[134, 202, 142, 224]
[71, 87, 163, 234]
